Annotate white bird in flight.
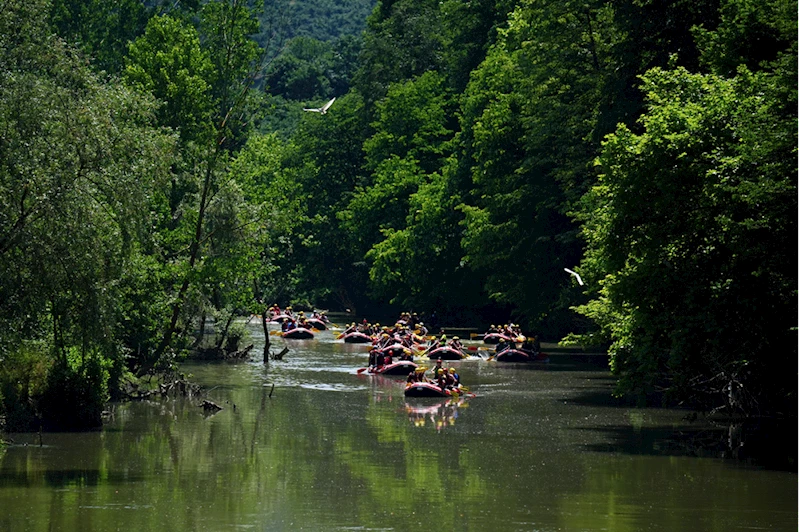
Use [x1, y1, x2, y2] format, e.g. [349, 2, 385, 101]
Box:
[303, 97, 336, 114]
[564, 268, 584, 286]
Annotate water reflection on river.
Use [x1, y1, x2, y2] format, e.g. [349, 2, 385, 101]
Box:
[1, 322, 796, 531]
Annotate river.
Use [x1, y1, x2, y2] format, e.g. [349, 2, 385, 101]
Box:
[1, 321, 796, 531]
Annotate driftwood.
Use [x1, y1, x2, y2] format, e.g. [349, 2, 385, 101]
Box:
[201, 399, 222, 412]
[159, 379, 202, 398]
[271, 346, 289, 360]
[121, 376, 203, 401]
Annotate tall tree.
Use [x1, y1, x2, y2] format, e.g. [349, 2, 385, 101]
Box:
[458, 0, 618, 334]
[574, 0, 797, 413]
[280, 93, 370, 312]
[125, 14, 215, 145]
[577, 66, 796, 414]
[124, 1, 266, 373]
[0, 0, 176, 427]
[353, 0, 445, 108]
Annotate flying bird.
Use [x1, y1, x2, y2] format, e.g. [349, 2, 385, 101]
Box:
[303, 97, 336, 114]
[564, 268, 584, 286]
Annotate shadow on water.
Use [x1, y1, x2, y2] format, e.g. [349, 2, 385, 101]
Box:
[0, 469, 100, 488]
[552, 366, 798, 472]
[576, 419, 797, 472]
[0, 462, 147, 488]
[488, 354, 611, 373]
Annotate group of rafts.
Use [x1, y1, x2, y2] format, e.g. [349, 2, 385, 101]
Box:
[266, 307, 548, 398]
[265, 304, 331, 338]
[341, 313, 548, 398]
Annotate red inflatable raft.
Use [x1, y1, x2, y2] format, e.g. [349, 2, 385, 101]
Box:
[282, 327, 314, 339]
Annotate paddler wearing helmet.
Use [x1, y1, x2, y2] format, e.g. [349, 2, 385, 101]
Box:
[448, 335, 463, 350]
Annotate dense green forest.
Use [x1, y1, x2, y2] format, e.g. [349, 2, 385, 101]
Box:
[260, 0, 376, 44]
[0, 0, 795, 431]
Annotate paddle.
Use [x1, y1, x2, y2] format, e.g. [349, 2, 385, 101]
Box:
[356, 367, 368, 374]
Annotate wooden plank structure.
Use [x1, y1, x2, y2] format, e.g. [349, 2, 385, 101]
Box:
[439, 327, 479, 337]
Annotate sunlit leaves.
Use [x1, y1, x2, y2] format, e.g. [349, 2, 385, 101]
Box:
[125, 15, 214, 144]
[0, 0, 177, 402]
[578, 65, 796, 412]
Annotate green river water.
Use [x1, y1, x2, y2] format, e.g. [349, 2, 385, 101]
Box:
[1, 321, 796, 531]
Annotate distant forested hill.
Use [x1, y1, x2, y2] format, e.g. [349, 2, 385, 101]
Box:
[254, 0, 376, 134]
[260, 0, 376, 45]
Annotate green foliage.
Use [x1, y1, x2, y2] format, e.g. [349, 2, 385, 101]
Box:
[264, 37, 333, 100]
[694, 0, 795, 76]
[457, 0, 616, 334]
[259, 0, 376, 46]
[125, 15, 215, 144]
[354, 0, 446, 106]
[3, 0, 796, 424]
[337, 72, 464, 309]
[200, 0, 263, 146]
[120, 0, 274, 373]
[0, 346, 50, 432]
[438, 0, 515, 91]
[228, 132, 306, 307]
[38, 348, 110, 430]
[50, 0, 150, 74]
[0, 0, 179, 428]
[0, 0, 176, 368]
[578, 66, 796, 413]
[363, 71, 453, 174]
[261, 35, 362, 135]
[280, 93, 371, 309]
[366, 158, 477, 311]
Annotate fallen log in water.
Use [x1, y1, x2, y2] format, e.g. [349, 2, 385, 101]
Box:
[159, 379, 202, 398]
[271, 346, 289, 360]
[201, 399, 222, 412]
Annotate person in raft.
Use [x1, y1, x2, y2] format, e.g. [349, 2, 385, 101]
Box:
[495, 337, 512, 353]
[424, 335, 441, 355]
[435, 368, 448, 389]
[520, 336, 538, 356]
[448, 336, 463, 350]
[407, 366, 426, 384]
[448, 367, 460, 388]
[429, 358, 444, 381]
[297, 311, 308, 328]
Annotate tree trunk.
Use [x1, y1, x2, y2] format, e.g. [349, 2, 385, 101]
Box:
[216, 313, 235, 350]
[262, 312, 270, 364]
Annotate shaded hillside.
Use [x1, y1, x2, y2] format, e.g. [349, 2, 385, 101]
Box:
[261, 0, 376, 45]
